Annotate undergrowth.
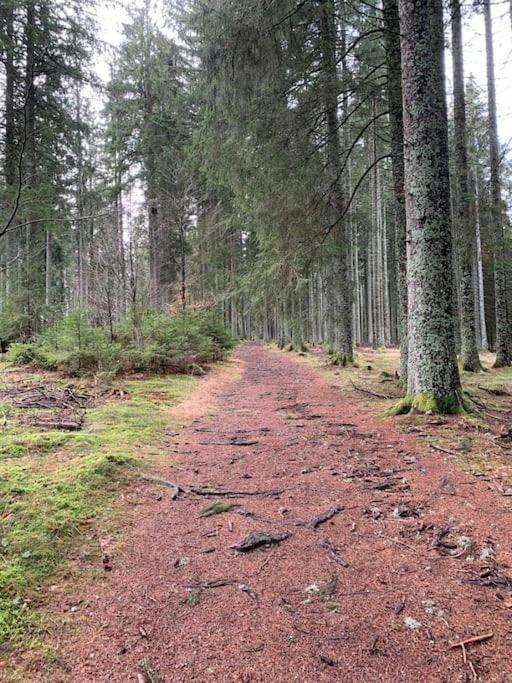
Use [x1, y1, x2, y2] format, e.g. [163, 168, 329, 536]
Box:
[7, 308, 235, 377]
[0, 373, 194, 651]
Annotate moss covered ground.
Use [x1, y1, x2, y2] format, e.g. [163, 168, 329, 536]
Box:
[0, 366, 195, 653]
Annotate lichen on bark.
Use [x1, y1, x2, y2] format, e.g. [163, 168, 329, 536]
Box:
[397, 0, 463, 413]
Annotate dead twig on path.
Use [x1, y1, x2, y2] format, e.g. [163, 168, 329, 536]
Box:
[235, 505, 344, 530]
[188, 578, 236, 589]
[197, 439, 260, 446]
[449, 632, 493, 649]
[430, 444, 456, 456]
[190, 485, 284, 498]
[321, 538, 349, 567]
[477, 385, 511, 397]
[137, 658, 159, 683]
[187, 577, 258, 603]
[301, 505, 344, 530]
[256, 548, 277, 574]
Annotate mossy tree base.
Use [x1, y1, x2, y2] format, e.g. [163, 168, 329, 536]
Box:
[387, 391, 468, 416]
[332, 352, 354, 367]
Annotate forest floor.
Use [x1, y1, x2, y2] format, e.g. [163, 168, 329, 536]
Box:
[4, 343, 512, 682]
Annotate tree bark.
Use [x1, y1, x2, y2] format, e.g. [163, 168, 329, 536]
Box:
[23, 2, 36, 323]
[3, 3, 16, 290]
[383, 0, 408, 383]
[473, 168, 489, 351]
[483, 0, 511, 367]
[319, 0, 353, 365]
[397, 0, 463, 413]
[450, 0, 482, 371]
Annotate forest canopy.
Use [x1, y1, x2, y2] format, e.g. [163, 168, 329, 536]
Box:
[0, 0, 511, 411]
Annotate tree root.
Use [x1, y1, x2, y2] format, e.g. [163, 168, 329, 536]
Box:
[140, 477, 284, 500]
[320, 538, 349, 567]
[230, 531, 290, 552]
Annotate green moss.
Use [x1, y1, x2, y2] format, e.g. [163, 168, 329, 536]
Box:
[0, 597, 39, 646]
[0, 432, 92, 460]
[320, 574, 338, 602]
[185, 587, 201, 607]
[387, 392, 468, 416]
[332, 352, 354, 367]
[0, 373, 196, 652]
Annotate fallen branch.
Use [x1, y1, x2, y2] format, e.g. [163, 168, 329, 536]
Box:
[31, 420, 83, 431]
[449, 632, 493, 649]
[188, 578, 236, 589]
[478, 385, 511, 397]
[187, 577, 259, 604]
[350, 381, 393, 400]
[430, 444, 456, 456]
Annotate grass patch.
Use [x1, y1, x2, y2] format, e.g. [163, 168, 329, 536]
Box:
[0, 370, 196, 652]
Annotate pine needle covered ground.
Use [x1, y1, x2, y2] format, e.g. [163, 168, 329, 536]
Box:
[292, 345, 512, 485]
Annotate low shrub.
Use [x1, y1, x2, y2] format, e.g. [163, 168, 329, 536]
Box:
[6, 343, 38, 366]
[6, 308, 235, 377]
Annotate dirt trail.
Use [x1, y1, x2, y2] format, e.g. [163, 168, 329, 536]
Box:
[58, 344, 512, 682]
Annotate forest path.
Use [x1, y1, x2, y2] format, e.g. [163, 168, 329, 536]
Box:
[60, 344, 512, 682]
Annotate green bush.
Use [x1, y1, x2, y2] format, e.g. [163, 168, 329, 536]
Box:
[0, 306, 32, 346]
[5, 343, 37, 366]
[117, 308, 234, 373]
[7, 308, 235, 377]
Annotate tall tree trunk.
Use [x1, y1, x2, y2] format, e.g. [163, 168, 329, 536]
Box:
[483, 0, 511, 367]
[24, 1, 36, 324]
[450, 0, 482, 371]
[147, 186, 160, 307]
[319, 0, 353, 364]
[4, 6, 16, 189]
[3, 3, 16, 292]
[45, 230, 51, 308]
[115, 164, 127, 314]
[397, 0, 463, 413]
[383, 0, 408, 383]
[75, 85, 87, 308]
[473, 169, 489, 350]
